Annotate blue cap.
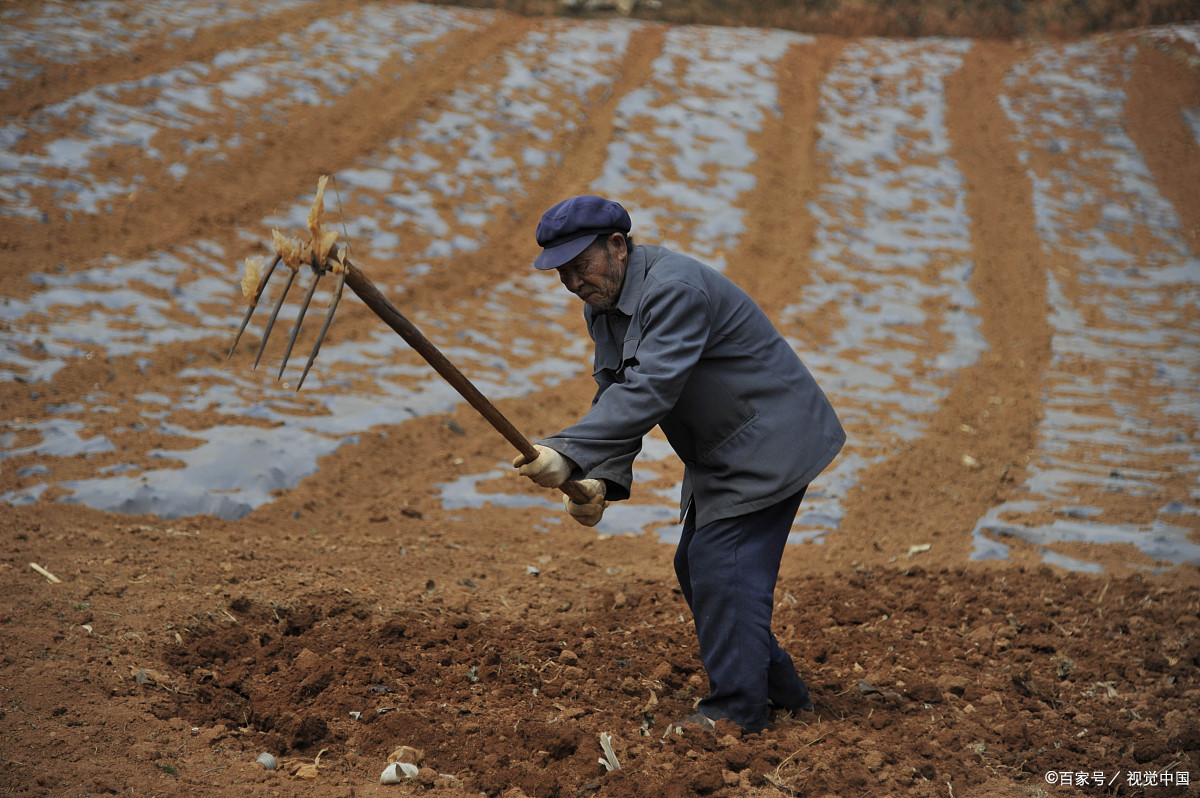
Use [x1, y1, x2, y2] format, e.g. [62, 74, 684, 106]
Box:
[533, 195, 631, 271]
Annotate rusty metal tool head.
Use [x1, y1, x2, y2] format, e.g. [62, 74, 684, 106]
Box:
[227, 177, 592, 506]
[227, 176, 347, 390]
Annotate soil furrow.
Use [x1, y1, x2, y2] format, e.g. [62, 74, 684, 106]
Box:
[0, 14, 523, 293]
[1126, 39, 1200, 252]
[0, 0, 355, 121]
[729, 35, 845, 321]
[827, 40, 1053, 572]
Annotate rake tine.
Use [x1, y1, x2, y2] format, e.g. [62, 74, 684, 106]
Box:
[228, 254, 282, 359]
[296, 267, 346, 391]
[229, 304, 260, 360]
[252, 267, 298, 369]
[277, 269, 323, 380]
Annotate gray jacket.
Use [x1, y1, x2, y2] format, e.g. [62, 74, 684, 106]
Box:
[542, 244, 845, 528]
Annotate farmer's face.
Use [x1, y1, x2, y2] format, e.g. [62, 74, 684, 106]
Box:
[556, 233, 628, 311]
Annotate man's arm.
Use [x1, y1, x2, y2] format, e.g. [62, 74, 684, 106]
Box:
[541, 277, 711, 480]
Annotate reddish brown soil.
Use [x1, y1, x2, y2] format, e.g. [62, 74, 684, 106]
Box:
[5, 499, 1200, 797]
[2, 3, 1199, 798]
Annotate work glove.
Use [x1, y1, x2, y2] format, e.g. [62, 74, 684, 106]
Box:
[563, 478, 607, 527]
[513, 444, 573, 488]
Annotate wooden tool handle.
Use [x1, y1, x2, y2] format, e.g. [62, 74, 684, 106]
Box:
[341, 259, 592, 506]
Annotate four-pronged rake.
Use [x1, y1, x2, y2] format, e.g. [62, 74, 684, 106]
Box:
[228, 250, 347, 390]
[228, 177, 591, 505]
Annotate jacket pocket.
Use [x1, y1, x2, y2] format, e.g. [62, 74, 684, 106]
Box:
[593, 337, 639, 384]
[592, 339, 622, 382]
[699, 410, 760, 463]
[621, 337, 640, 368]
[672, 369, 754, 460]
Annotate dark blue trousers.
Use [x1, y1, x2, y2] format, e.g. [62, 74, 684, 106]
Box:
[673, 487, 810, 733]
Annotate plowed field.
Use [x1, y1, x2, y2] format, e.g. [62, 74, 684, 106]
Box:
[2, 3, 1199, 797]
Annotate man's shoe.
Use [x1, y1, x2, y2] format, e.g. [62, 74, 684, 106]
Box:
[663, 711, 716, 738]
[768, 670, 814, 714]
[768, 696, 815, 722]
[769, 701, 813, 725]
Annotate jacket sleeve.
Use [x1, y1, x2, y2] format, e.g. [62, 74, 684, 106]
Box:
[540, 276, 711, 494]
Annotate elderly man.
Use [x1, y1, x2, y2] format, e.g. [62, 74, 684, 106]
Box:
[514, 195, 845, 734]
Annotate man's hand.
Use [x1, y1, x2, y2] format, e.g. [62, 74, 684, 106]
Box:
[513, 445, 573, 488]
[563, 478, 607, 527]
